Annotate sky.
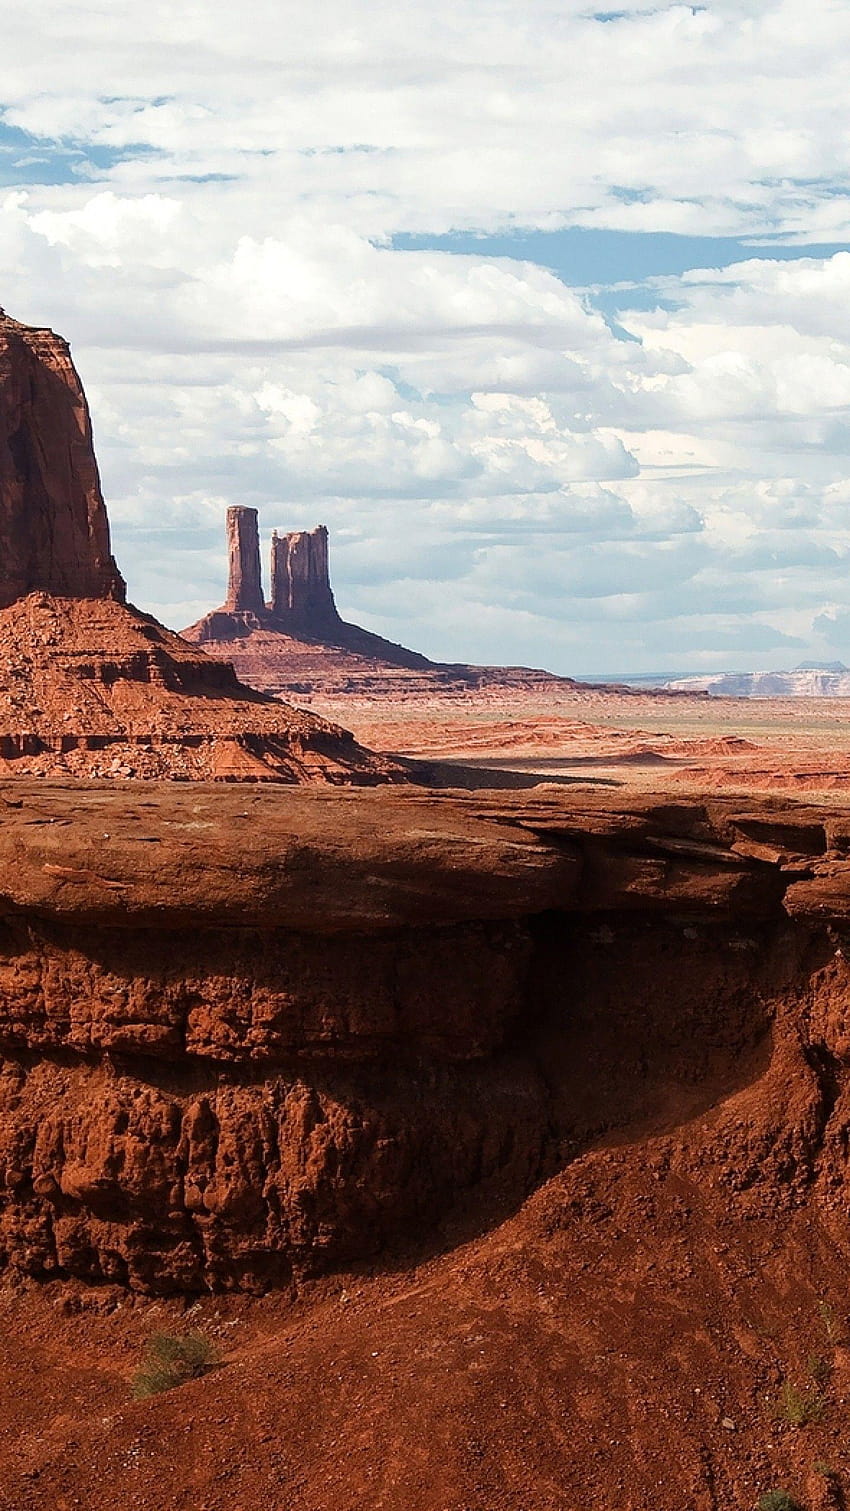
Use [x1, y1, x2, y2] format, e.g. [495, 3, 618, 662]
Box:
[3, 1, 850, 675]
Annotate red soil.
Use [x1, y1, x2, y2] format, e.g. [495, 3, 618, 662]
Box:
[0, 594, 401, 783]
[2, 784, 850, 1509]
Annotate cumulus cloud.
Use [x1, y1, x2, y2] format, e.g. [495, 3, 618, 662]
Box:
[2, 0, 850, 671]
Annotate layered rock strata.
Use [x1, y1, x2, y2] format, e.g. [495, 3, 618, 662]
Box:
[0, 310, 398, 783]
[1, 783, 850, 1294]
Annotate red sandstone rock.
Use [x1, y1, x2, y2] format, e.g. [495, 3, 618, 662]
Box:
[0, 309, 124, 606]
[0, 593, 402, 782]
[224, 505, 264, 615]
[270, 523, 337, 623]
[0, 310, 401, 784]
[186, 511, 447, 673]
[0, 783, 844, 1298]
[2, 789, 850, 1510]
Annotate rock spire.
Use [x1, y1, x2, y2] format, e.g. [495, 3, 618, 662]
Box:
[225, 505, 265, 615]
[185, 509, 433, 672]
[270, 524, 338, 624]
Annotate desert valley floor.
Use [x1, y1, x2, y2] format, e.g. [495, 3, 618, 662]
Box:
[302, 680, 850, 800]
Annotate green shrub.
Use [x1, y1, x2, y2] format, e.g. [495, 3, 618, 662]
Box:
[808, 1352, 832, 1388]
[132, 1331, 219, 1398]
[812, 1459, 835, 1477]
[774, 1378, 824, 1426]
[757, 1491, 802, 1511]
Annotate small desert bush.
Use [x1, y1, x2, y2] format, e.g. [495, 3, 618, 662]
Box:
[808, 1352, 832, 1388]
[816, 1298, 846, 1344]
[132, 1331, 219, 1398]
[812, 1459, 836, 1478]
[774, 1378, 824, 1427]
[757, 1491, 802, 1511]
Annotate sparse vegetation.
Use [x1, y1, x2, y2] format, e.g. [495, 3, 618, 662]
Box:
[757, 1491, 802, 1511]
[773, 1378, 824, 1427]
[807, 1351, 832, 1388]
[132, 1331, 220, 1398]
[816, 1298, 846, 1345]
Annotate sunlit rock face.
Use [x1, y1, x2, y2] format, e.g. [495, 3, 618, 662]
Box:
[0, 308, 125, 608]
[0, 308, 400, 785]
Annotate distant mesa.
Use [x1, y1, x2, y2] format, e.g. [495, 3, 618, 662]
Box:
[188, 506, 431, 671]
[183, 507, 596, 703]
[665, 665, 850, 698]
[0, 307, 400, 783]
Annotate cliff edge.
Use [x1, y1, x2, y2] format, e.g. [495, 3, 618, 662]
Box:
[0, 309, 401, 783]
[0, 310, 125, 606]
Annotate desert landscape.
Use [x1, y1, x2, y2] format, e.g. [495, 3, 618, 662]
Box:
[1, 302, 850, 1511]
[183, 504, 850, 805]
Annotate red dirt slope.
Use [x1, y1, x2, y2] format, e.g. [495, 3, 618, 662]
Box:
[2, 787, 850, 1507]
[0, 594, 401, 782]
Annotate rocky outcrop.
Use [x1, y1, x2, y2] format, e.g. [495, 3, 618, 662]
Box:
[270, 524, 338, 624]
[187, 510, 443, 672]
[0, 594, 404, 783]
[0, 309, 125, 607]
[1, 784, 850, 1294]
[224, 506, 264, 615]
[0, 309, 402, 784]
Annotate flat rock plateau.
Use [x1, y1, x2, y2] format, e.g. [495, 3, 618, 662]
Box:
[6, 782, 850, 1511]
[6, 308, 850, 1511]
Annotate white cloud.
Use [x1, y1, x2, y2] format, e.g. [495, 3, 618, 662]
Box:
[2, 1, 850, 671]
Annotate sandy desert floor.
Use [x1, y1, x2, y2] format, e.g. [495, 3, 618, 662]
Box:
[300, 684, 850, 799]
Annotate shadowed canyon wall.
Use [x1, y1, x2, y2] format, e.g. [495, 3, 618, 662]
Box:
[1, 784, 850, 1295]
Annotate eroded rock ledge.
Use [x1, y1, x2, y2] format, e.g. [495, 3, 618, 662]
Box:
[1, 782, 850, 1293]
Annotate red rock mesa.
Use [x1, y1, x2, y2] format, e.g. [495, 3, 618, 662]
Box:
[184, 507, 594, 708]
[0, 308, 125, 606]
[0, 308, 398, 782]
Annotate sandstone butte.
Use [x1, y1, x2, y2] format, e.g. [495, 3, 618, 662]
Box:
[0, 307, 400, 783]
[182, 503, 599, 701]
[6, 306, 850, 1511]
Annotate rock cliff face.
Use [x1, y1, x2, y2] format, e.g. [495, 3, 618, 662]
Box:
[0, 310, 400, 783]
[270, 524, 338, 624]
[224, 506, 264, 615]
[0, 310, 125, 607]
[668, 666, 850, 697]
[2, 782, 850, 1296]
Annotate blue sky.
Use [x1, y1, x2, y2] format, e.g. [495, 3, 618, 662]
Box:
[3, 0, 850, 674]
